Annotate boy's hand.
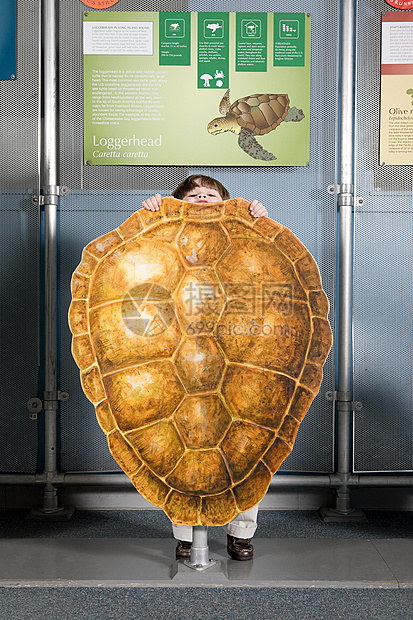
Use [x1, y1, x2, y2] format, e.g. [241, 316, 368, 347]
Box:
[249, 200, 268, 218]
[142, 194, 163, 211]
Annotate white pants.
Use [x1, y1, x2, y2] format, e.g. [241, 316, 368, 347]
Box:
[172, 505, 259, 542]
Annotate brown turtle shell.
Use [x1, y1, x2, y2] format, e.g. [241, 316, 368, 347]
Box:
[68, 198, 332, 526]
[231, 94, 290, 135]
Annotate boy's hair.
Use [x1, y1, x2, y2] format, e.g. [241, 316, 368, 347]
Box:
[172, 175, 230, 201]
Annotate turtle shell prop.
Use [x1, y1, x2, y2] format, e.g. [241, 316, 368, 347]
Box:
[68, 198, 332, 526]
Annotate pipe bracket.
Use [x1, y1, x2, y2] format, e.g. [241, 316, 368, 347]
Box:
[32, 186, 70, 205]
[325, 390, 362, 411]
[27, 397, 43, 420]
[27, 390, 69, 419]
[327, 184, 363, 207]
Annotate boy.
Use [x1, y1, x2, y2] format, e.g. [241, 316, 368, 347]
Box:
[142, 175, 267, 561]
[142, 174, 268, 219]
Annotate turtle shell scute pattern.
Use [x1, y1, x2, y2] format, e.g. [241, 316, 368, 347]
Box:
[231, 94, 290, 135]
[68, 197, 332, 526]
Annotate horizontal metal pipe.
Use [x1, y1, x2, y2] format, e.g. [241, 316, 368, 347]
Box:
[2, 473, 413, 488]
[355, 476, 413, 488]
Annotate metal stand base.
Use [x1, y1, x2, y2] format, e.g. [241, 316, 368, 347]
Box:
[320, 507, 367, 523]
[27, 506, 75, 521]
[182, 525, 217, 572]
[171, 525, 227, 581]
[184, 557, 217, 572]
[171, 559, 227, 583]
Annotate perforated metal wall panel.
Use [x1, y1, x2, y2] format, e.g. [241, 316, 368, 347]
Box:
[353, 2, 413, 472]
[0, 193, 39, 472]
[3, 0, 411, 480]
[0, 0, 39, 473]
[0, 1, 39, 191]
[58, 0, 337, 473]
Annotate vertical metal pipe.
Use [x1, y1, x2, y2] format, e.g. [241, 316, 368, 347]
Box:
[42, 0, 58, 190]
[336, 0, 355, 512]
[41, 0, 60, 513]
[190, 526, 210, 566]
[183, 525, 217, 571]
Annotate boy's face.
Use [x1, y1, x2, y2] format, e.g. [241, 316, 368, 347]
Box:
[182, 185, 222, 204]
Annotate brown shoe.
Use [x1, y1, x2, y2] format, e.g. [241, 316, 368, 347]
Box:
[176, 540, 192, 560]
[227, 535, 254, 561]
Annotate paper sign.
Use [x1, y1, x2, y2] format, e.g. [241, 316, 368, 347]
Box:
[380, 12, 413, 165]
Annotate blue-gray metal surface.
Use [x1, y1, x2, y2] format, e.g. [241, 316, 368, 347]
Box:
[0, 0, 16, 80]
[353, 211, 413, 473]
[0, 1, 40, 473]
[353, 1, 413, 473]
[0, 192, 39, 472]
[0, 0, 39, 191]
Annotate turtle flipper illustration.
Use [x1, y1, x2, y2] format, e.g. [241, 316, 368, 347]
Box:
[207, 89, 305, 161]
[238, 128, 277, 161]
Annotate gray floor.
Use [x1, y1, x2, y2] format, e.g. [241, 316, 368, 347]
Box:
[1, 509, 413, 588]
[2, 510, 413, 619]
[1, 536, 413, 588]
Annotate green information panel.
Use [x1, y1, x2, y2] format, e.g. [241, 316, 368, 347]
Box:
[198, 12, 229, 89]
[236, 13, 267, 72]
[84, 11, 310, 166]
[273, 13, 306, 67]
[159, 12, 191, 66]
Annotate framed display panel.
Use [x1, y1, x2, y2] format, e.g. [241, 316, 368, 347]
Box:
[83, 10, 311, 167]
[353, 1, 413, 473]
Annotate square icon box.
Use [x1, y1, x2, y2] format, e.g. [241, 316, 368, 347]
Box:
[204, 19, 224, 38]
[165, 19, 185, 38]
[279, 20, 299, 39]
[241, 19, 262, 39]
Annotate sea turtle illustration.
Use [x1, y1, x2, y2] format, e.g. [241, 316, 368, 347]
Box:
[206, 23, 222, 34]
[207, 89, 305, 161]
[69, 197, 331, 526]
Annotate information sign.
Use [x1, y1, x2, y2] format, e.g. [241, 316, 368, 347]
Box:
[380, 12, 413, 165]
[83, 11, 310, 166]
[384, 1, 413, 9]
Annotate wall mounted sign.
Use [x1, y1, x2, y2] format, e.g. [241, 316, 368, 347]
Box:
[0, 0, 16, 80]
[384, 1, 413, 9]
[380, 12, 413, 165]
[83, 11, 310, 167]
[81, 0, 120, 8]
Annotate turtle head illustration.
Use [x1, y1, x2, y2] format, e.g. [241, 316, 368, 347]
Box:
[207, 113, 239, 135]
[207, 89, 240, 135]
[207, 89, 305, 161]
